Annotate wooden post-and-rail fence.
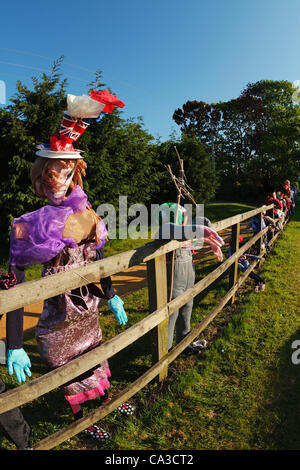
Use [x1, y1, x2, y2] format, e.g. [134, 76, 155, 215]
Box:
[0, 203, 283, 450]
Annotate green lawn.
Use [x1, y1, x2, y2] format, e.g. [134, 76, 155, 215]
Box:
[107, 207, 300, 451]
[204, 200, 256, 222]
[3, 201, 299, 450]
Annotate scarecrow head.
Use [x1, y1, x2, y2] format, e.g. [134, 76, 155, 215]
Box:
[31, 89, 125, 205]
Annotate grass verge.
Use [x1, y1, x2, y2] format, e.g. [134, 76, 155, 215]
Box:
[107, 208, 300, 450]
[3, 201, 299, 450]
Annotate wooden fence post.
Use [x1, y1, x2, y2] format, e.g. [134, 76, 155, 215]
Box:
[258, 211, 264, 254]
[146, 253, 169, 381]
[228, 221, 240, 304]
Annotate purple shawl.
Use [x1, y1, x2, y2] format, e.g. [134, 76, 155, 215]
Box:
[9, 185, 107, 267]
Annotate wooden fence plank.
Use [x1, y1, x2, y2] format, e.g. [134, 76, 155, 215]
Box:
[33, 247, 268, 450]
[34, 355, 169, 450]
[167, 254, 264, 365]
[0, 203, 282, 452]
[167, 227, 268, 316]
[211, 204, 273, 233]
[1, 205, 274, 313]
[0, 226, 269, 414]
[0, 305, 168, 414]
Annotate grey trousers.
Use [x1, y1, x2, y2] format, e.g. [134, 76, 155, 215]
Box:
[167, 247, 195, 350]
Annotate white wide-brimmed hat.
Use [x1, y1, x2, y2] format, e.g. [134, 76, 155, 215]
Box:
[36, 144, 84, 159]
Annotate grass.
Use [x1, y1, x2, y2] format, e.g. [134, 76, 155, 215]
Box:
[107, 207, 300, 451]
[204, 200, 257, 223]
[2, 200, 299, 450]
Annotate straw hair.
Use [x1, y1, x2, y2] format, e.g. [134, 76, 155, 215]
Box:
[30, 157, 87, 198]
[30, 157, 101, 244]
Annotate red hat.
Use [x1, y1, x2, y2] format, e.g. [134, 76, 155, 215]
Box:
[36, 89, 125, 159]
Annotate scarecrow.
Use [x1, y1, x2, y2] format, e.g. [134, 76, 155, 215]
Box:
[9, 89, 134, 443]
[156, 152, 224, 353]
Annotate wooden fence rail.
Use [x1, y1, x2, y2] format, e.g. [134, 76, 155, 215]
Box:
[0, 203, 284, 450]
[0, 204, 274, 313]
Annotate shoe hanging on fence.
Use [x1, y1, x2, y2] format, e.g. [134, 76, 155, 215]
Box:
[84, 425, 111, 443]
[117, 402, 135, 416]
[100, 396, 135, 416]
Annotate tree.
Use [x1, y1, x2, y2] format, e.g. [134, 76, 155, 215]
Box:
[152, 135, 219, 206]
[81, 114, 159, 211]
[240, 80, 300, 191]
[173, 100, 222, 147]
[0, 58, 68, 249]
[0, 58, 160, 250]
[173, 80, 300, 200]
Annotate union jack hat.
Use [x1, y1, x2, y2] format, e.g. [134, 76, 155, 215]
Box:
[36, 89, 125, 159]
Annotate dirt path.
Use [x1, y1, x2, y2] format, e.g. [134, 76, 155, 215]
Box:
[0, 224, 250, 340]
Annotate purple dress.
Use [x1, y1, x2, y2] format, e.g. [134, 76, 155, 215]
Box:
[10, 186, 113, 405]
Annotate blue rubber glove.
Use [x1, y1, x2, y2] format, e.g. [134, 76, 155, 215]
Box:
[107, 295, 128, 325]
[7, 348, 32, 384]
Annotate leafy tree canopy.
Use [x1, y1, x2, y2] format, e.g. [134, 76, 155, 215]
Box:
[173, 80, 300, 200]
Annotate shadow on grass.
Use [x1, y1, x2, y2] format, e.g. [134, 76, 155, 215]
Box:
[290, 209, 300, 222]
[251, 328, 300, 450]
[108, 333, 153, 384]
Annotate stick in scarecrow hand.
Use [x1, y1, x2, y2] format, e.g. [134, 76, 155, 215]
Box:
[161, 147, 224, 353]
[165, 146, 198, 302]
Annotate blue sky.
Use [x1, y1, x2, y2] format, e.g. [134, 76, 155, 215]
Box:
[1, 0, 300, 141]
